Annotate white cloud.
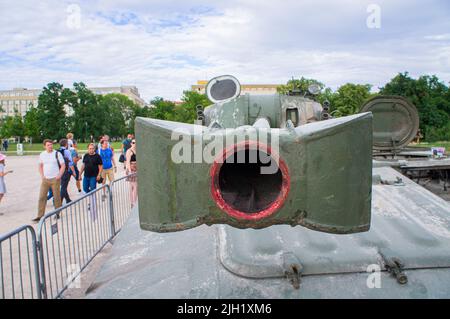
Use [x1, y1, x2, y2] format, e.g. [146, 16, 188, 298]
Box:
[0, 0, 449, 101]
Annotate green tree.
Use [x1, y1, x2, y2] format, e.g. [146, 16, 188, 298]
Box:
[380, 72, 450, 140]
[148, 97, 176, 120]
[174, 90, 211, 124]
[10, 110, 25, 139]
[0, 110, 25, 140]
[127, 104, 152, 134]
[98, 93, 137, 137]
[37, 82, 72, 140]
[24, 106, 41, 141]
[68, 82, 104, 142]
[0, 116, 13, 138]
[277, 77, 325, 96]
[331, 83, 374, 117]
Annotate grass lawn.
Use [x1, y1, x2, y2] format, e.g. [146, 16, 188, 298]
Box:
[2, 141, 450, 156]
[2, 142, 123, 155]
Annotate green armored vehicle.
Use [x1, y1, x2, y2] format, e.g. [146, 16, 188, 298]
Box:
[87, 76, 450, 299]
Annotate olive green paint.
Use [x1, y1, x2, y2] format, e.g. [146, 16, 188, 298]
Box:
[136, 94, 373, 234]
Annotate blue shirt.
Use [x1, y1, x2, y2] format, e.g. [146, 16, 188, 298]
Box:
[98, 148, 114, 169]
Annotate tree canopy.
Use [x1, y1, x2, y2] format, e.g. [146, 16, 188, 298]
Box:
[379, 72, 450, 141]
[36, 82, 72, 140]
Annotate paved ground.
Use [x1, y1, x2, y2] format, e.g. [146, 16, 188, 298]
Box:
[0, 152, 128, 299]
[0, 153, 125, 235]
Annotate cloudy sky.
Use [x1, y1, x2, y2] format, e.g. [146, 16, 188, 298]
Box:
[1, 0, 449, 101]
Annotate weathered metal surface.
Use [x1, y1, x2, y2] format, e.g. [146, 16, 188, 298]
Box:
[135, 112, 373, 234]
[360, 96, 419, 151]
[87, 166, 450, 298]
[218, 167, 450, 278]
[203, 94, 323, 128]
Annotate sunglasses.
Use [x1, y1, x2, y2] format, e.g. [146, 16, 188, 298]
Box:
[131, 141, 136, 144]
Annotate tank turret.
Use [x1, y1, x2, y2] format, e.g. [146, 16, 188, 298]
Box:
[135, 75, 373, 234]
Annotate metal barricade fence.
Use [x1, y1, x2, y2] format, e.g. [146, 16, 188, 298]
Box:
[37, 184, 114, 299]
[110, 173, 137, 234]
[0, 173, 137, 299]
[0, 226, 42, 299]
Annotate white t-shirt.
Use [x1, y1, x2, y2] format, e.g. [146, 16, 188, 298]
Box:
[39, 150, 65, 179]
[68, 139, 75, 151]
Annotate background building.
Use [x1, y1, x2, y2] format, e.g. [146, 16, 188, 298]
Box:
[90, 86, 146, 107]
[0, 88, 40, 117]
[0, 85, 146, 117]
[191, 80, 282, 96]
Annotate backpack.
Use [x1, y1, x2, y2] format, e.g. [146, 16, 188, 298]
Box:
[56, 149, 70, 172]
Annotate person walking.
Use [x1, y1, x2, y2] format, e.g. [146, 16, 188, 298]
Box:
[58, 139, 76, 204]
[70, 143, 82, 193]
[125, 138, 138, 208]
[120, 134, 133, 169]
[79, 143, 103, 194]
[99, 139, 116, 185]
[66, 132, 76, 151]
[2, 140, 8, 152]
[32, 140, 65, 223]
[0, 153, 13, 203]
[79, 143, 103, 220]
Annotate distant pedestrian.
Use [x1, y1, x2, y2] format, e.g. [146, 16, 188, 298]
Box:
[2, 139, 8, 152]
[66, 133, 76, 151]
[32, 140, 65, 223]
[79, 143, 103, 194]
[97, 135, 112, 152]
[120, 134, 133, 169]
[0, 153, 13, 204]
[98, 139, 116, 188]
[70, 143, 82, 193]
[126, 138, 138, 208]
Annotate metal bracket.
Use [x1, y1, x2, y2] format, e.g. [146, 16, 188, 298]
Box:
[209, 122, 223, 130]
[391, 137, 398, 158]
[282, 252, 303, 289]
[383, 256, 408, 285]
[394, 177, 405, 186]
[285, 119, 296, 131]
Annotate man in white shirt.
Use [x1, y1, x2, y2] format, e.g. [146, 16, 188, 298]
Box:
[32, 139, 66, 222]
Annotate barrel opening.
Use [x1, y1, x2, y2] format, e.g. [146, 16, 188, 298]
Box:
[219, 149, 282, 214]
[210, 142, 290, 220]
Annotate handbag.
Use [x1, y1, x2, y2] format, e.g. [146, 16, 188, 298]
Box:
[97, 177, 104, 184]
[119, 154, 125, 163]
